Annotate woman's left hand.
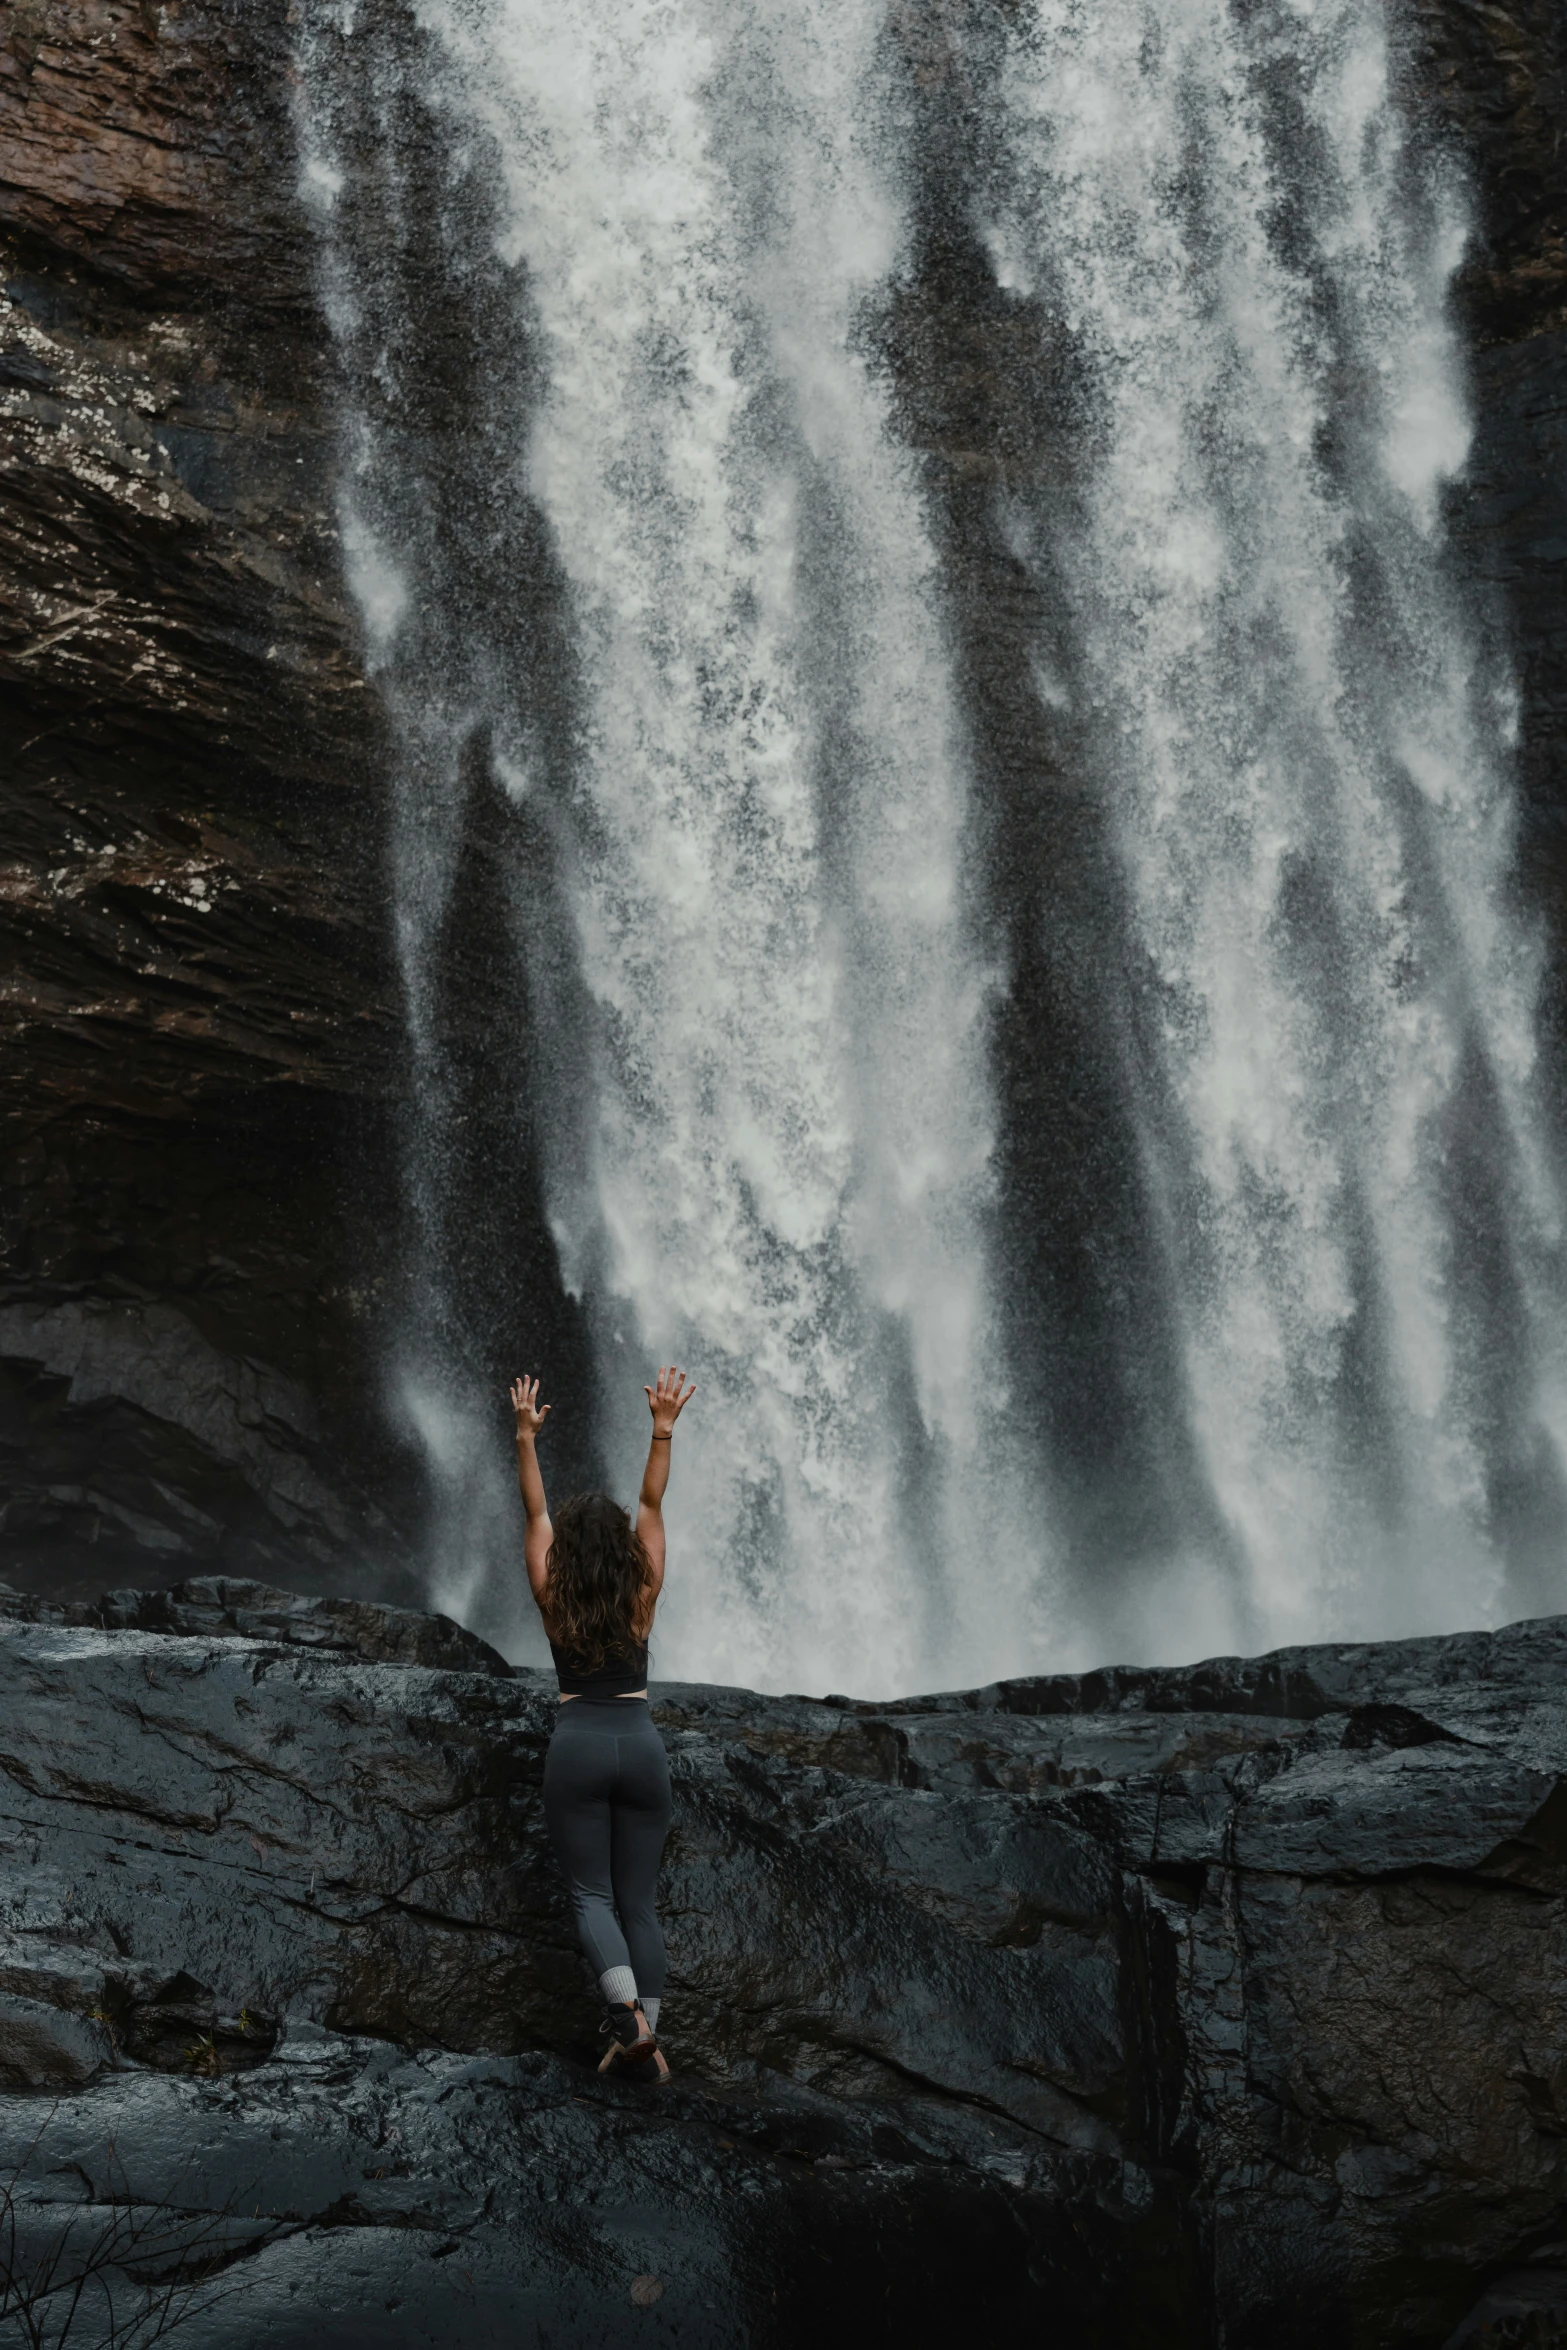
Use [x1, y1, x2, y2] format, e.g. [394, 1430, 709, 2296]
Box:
[510, 1375, 551, 1437]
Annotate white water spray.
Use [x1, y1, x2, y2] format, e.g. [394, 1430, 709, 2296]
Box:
[299, 0, 1043, 1693]
[977, 0, 1566, 1653]
[298, 0, 1566, 1689]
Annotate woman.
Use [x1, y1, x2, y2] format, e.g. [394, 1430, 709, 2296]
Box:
[510, 1362, 695, 2080]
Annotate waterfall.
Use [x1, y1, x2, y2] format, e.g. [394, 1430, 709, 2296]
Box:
[297, 0, 1567, 1690]
[971, 0, 1567, 1654]
[296, 0, 1043, 1694]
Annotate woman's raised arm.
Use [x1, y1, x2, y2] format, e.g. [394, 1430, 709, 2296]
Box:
[636, 1365, 696, 1596]
[510, 1374, 553, 1605]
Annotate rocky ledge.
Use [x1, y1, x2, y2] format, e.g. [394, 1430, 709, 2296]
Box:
[0, 1583, 1564, 2346]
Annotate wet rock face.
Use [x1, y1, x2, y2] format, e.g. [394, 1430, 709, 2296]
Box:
[0, 1569, 513, 1670]
[1, 1593, 1565, 2346]
[0, 0, 600, 1608]
[0, 0, 410, 1605]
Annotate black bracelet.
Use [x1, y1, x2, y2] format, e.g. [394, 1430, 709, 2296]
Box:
[650, 1433, 672, 1443]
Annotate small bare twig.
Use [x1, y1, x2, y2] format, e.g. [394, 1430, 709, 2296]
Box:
[0, 2116, 269, 2349]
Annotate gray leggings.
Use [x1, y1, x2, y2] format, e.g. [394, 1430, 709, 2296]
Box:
[542, 1700, 673, 1995]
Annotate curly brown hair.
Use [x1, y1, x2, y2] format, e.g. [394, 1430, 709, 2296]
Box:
[543, 1492, 656, 1670]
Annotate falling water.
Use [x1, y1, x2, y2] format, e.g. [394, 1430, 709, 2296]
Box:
[972, 0, 1567, 1653]
[296, 0, 1043, 1694]
[297, 0, 1567, 1689]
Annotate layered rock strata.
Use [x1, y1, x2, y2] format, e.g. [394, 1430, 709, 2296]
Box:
[1, 1586, 1565, 2346]
[0, 0, 410, 1601]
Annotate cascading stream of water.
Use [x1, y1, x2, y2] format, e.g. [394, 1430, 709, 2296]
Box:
[975, 0, 1567, 1652]
[298, 0, 1566, 1689]
[297, 0, 1043, 1694]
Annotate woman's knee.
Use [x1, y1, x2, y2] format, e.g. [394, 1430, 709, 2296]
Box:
[614, 1878, 663, 1928]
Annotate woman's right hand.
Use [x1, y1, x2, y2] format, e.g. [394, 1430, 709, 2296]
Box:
[510, 1375, 551, 1438]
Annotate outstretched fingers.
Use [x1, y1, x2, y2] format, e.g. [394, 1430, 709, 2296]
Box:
[645, 1365, 697, 1421]
[510, 1374, 551, 1429]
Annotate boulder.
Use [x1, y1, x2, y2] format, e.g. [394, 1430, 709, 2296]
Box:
[0, 1991, 115, 2090]
[0, 1570, 511, 1674]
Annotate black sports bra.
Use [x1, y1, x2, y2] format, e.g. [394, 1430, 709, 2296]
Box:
[548, 1636, 649, 1698]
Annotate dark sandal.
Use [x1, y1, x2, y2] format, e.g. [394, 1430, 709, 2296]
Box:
[598, 2001, 659, 2073]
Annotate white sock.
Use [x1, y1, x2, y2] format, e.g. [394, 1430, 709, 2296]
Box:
[598, 1966, 638, 2007]
[641, 1997, 660, 2033]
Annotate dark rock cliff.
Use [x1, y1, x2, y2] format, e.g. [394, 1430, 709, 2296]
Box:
[2, 0, 1565, 1607]
[0, 0, 409, 1604]
[1, 1588, 1565, 2346]
[1412, 0, 1567, 1026]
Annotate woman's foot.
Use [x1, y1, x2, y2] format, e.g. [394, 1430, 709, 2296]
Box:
[598, 2000, 658, 2072]
[626, 2044, 673, 2086]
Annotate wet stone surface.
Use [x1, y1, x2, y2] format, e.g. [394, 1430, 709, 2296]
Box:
[0, 1586, 1565, 2344]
